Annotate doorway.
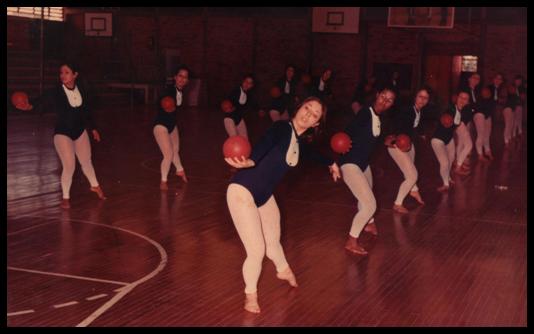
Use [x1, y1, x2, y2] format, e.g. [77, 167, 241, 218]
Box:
[423, 54, 478, 107]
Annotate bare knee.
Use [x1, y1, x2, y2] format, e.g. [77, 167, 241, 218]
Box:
[466, 140, 473, 150]
[407, 169, 418, 184]
[62, 163, 75, 176]
[161, 150, 173, 163]
[246, 248, 266, 263]
[361, 198, 377, 217]
[77, 157, 93, 170]
[265, 243, 282, 260]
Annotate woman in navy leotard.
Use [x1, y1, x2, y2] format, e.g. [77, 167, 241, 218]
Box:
[20, 62, 105, 209]
[225, 96, 341, 314]
[153, 65, 190, 190]
[338, 87, 396, 256]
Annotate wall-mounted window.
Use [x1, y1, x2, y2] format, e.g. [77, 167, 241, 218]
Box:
[461, 55, 478, 72]
[7, 7, 64, 22]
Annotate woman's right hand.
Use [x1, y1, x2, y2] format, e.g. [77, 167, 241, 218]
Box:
[384, 134, 396, 148]
[224, 156, 255, 169]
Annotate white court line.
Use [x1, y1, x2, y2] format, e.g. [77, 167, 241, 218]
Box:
[8, 214, 168, 327]
[53, 301, 79, 309]
[7, 309, 35, 316]
[76, 218, 168, 327]
[8, 267, 129, 286]
[86, 294, 108, 301]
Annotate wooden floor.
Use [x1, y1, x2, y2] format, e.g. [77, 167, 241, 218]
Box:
[7, 104, 527, 326]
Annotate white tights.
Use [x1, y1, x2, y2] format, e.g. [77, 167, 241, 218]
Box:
[226, 183, 290, 294]
[53, 131, 99, 199]
[388, 144, 419, 206]
[153, 125, 184, 182]
[341, 164, 376, 238]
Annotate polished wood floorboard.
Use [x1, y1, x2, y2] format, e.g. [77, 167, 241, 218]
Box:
[7, 105, 527, 326]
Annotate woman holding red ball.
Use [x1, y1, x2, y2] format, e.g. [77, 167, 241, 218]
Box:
[385, 87, 430, 213]
[431, 91, 470, 192]
[14, 62, 105, 209]
[338, 86, 396, 255]
[153, 65, 190, 190]
[224, 96, 340, 314]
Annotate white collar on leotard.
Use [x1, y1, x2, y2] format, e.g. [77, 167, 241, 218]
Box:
[369, 106, 381, 137]
[286, 121, 299, 167]
[62, 84, 82, 108]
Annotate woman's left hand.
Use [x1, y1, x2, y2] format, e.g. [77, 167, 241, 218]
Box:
[224, 156, 255, 169]
[92, 129, 101, 142]
[329, 163, 341, 182]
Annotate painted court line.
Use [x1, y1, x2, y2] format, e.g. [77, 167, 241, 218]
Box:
[8, 214, 168, 327]
[7, 309, 35, 316]
[8, 266, 130, 286]
[86, 294, 108, 301]
[53, 301, 79, 309]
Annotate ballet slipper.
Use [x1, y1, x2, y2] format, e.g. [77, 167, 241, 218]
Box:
[364, 222, 378, 236]
[409, 191, 425, 205]
[437, 185, 450, 193]
[60, 198, 70, 209]
[276, 267, 298, 287]
[344, 235, 368, 255]
[160, 181, 168, 191]
[393, 204, 409, 214]
[244, 292, 261, 314]
[176, 170, 188, 183]
[90, 186, 107, 199]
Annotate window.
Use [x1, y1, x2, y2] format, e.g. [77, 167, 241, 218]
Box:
[461, 55, 478, 72]
[7, 7, 64, 22]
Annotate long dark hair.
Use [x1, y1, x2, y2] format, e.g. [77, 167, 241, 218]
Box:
[59, 61, 79, 74]
[59, 61, 86, 89]
[174, 65, 190, 77]
[293, 96, 327, 124]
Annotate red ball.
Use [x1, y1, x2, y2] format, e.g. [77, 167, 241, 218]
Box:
[11, 91, 29, 107]
[440, 113, 454, 128]
[395, 134, 412, 152]
[160, 96, 176, 113]
[221, 99, 234, 113]
[330, 132, 352, 154]
[270, 86, 282, 98]
[223, 135, 251, 159]
[301, 74, 311, 85]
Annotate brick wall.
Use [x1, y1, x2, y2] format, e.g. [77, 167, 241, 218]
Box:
[205, 17, 254, 106]
[158, 16, 204, 79]
[312, 32, 362, 110]
[9, 11, 527, 108]
[256, 18, 311, 106]
[7, 17, 33, 50]
[484, 24, 527, 85]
